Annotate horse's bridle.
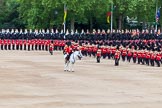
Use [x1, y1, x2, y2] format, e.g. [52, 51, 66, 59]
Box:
[77, 51, 82, 60]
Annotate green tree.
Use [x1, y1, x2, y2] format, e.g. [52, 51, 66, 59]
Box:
[113, 0, 156, 30]
[84, 0, 111, 31]
[17, 0, 160, 30]
[0, 0, 24, 29]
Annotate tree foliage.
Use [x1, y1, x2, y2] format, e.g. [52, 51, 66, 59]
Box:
[0, 0, 161, 30]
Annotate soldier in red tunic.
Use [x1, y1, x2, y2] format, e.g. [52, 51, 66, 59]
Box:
[121, 47, 127, 61]
[63, 45, 68, 55]
[54, 40, 59, 51]
[65, 45, 73, 61]
[80, 44, 85, 56]
[145, 50, 150, 66]
[38, 39, 42, 50]
[0, 39, 2, 50]
[127, 48, 132, 62]
[155, 51, 161, 67]
[45, 40, 49, 51]
[92, 45, 97, 57]
[8, 40, 11, 50]
[58, 40, 62, 51]
[23, 40, 27, 50]
[132, 48, 137, 63]
[84, 44, 88, 56]
[42, 40, 45, 50]
[141, 49, 146, 65]
[31, 40, 35, 50]
[150, 51, 156, 66]
[35, 39, 38, 50]
[61, 41, 65, 51]
[4, 39, 7, 50]
[27, 40, 31, 51]
[2, 40, 5, 50]
[114, 46, 121, 66]
[137, 50, 142, 64]
[49, 42, 54, 55]
[96, 47, 101, 63]
[19, 40, 23, 50]
[107, 46, 111, 59]
[111, 46, 116, 59]
[88, 44, 92, 57]
[16, 40, 19, 50]
[102, 46, 107, 59]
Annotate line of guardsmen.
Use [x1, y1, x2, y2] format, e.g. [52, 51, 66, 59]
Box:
[78, 42, 162, 67]
[0, 28, 162, 40]
[0, 38, 161, 67]
[61, 40, 162, 67]
[0, 39, 66, 51]
[0, 28, 162, 67]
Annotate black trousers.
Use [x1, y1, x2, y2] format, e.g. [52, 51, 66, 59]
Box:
[127, 56, 131, 62]
[45, 45, 48, 51]
[66, 52, 72, 61]
[150, 59, 154, 66]
[24, 45, 26, 50]
[111, 53, 115, 59]
[133, 57, 136, 63]
[28, 45, 30, 51]
[8, 45, 11, 50]
[31, 45, 34, 50]
[5, 45, 7, 50]
[107, 53, 111, 59]
[122, 55, 126, 61]
[54, 46, 57, 50]
[16, 45, 19, 50]
[84, 51, 88, 56]
[92, 52, 96, 57]
[35, 45, 37, 50]
[141, 58, 145, 65]
[97, 56, 100, 63]
[115, 58, 119, 66]
[20, 45, 22, 50]
[155, 60, 160, 67]
[12, 45, 15, 50]
[138, 58, 142, 64]
[145, 58, 149, 66]
[61, 46, 64, 50]
[39, 45, 41, 50]
[59, 46, 61, 51]
[42, 45, 45, 50]
[1, 45, 3, 50]
[49, 50, 53, 55]
[102, 53, 107, 59]
[88, 52, 91, 57]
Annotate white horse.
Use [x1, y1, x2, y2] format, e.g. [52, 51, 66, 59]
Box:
[64, 50, 83, 72]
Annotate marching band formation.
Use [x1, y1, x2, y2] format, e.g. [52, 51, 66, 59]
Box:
[0, 28, 162, 67]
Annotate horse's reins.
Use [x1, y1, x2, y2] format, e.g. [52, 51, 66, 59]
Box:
[73, 52, 75, 63]
[77, 51, 82, 60]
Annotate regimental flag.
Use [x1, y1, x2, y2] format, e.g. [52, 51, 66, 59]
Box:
[107, 12, 111, 23]
[63, 5, 67, 24]
[156, 7, 161, 22]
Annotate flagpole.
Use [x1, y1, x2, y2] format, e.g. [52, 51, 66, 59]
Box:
[64, 4, 66, 34]
[111, 3, 113, 33]
[155, 0, 158, 32]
